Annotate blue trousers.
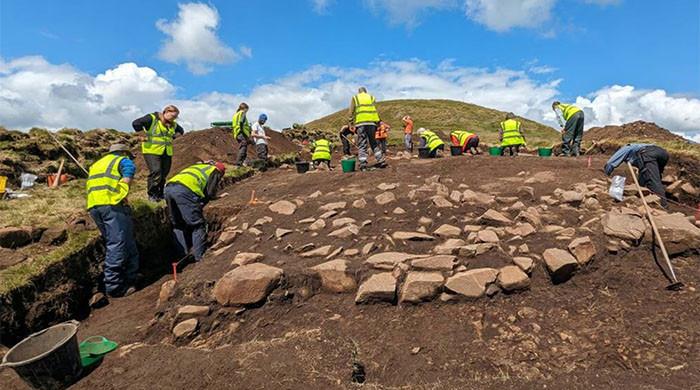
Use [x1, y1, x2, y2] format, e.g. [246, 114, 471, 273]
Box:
[89, 205, 139, 295]
[164, 184, 207, 261]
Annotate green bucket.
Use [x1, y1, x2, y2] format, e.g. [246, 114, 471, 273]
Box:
[538, 147, 553, 157]
[79, 336, 118, 367]
[341, 158, 356, 173]
[488, 146, 502, 156]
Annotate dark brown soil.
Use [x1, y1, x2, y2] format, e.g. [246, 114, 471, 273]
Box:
[2, 153, 700, 389]
[585, 121, 690, 143]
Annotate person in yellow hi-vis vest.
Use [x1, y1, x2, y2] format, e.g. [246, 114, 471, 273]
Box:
[132, 105, 184, 202]
[552, 101, 585, 156]
[164, 161, 225, 262]
[348, 87, 387, 171]
[86, 144, 139, 298]
[311, 138, 333, 170]
[232, 102, 252, 167]
[417, 128, 445, 158]
[499, 112, 526, 156]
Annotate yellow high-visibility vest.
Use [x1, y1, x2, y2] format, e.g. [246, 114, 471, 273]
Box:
[232, 110, 251, 138]
[500, 119, 525, 147]
[421, 130, 445, 153]
[86, 154, 129, 209]
[352, 93, 380, 124]
[558, 103, 582, 121]
[311, 139, 332, 161]
[451, 130, 474, 146]
[142, 113, 176, 156]
[167, 163, 217, 198]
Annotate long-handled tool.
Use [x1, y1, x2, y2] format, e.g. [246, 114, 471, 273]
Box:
[51, 159, 65, 188]
[627, 162, 683, 291]
[47, 131, 89, 176]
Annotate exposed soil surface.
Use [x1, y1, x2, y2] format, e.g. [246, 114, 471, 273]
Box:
[585, 121, 690, 143]
[3, 152, 700, 389]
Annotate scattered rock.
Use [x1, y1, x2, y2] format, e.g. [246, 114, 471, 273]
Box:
[378, 183, 398, 191]
[361, 242, 376, 256]
[213, 263, 284, 306]
[353, 198, 367, 209]
[392, 231, 435, 241]
[497, 265, 530, 291]
[332, 217, 357, 227]
[477, 230, 499, 243]
[298, 217, 316, 224]
[431, 196, 453, 208]
[343, 248, 359, 256]
[445, 268, 498, 298]
[157, 280, 177, 308]
[232, 252, 264, 266]
[449, 190, 462, 203]
[506, 223, 536, 237]
[311, 259, 357, 293]
[410, 255, 458, 271]
[400, 272, 444, 303]
[309, 219, 326, 231]
[517, 186, 535, 200]
[681, 183, 699, 196]
[375, 192, 396, 205]
[269, 200, 297, 215]
[433, 224, 461, 237]
[0, 226, 32, 249]
[462, 190, 495, 205]
[275, 228, 293, 239]
[319, 201, 347, 212]
[393, 207, 406, 215]
[516, 207, 542, 227]
[176, 305, 210, 321]
[300, 245, 334, 257]
[319, 210, 338, 219]
[173, 318, 198, 339]
[542, 248, 578, 284]
[253, 216, 273, 226]
[309, 190, 323, 198]
[477, 209, 512, 226]
[38, 226, 68, 246]
[602, 208, 646, 241]
[432, 238, 466, 255]
[89, 292, 108, 309]
[510, 201, 526, 212]
[561, 191, 584, 205]
[247, 227, 263, 236]
[518, 243, 529, 253]
[328, 225, 360, 238]
[568, 236, 596, 265]
[524, 171, 555, 184]
[355, 273, 397, 304]
[418, 217, 434, 226]
[654, 212, 700, 255]
[512, 257, 534, 273]
[365, 252, 428, 269]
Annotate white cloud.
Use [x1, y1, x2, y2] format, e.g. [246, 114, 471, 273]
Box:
[1, 56, 698, 143]
[156, 3, 242, 75]
[364, 0, 459, 26]
[465, 0, 557, 32]
[311, 0, 333, 14]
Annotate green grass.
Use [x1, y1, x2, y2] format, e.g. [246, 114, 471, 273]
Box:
[305, 99, 560, 147]
[0, 230, 98, 295]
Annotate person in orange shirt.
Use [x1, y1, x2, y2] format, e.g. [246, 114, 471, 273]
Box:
[402, 115, 414, 152]
[375, 121, 390, 154]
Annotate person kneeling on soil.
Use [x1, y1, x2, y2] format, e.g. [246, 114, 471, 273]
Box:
[450, 130, 480, 155]
[375, 121, 390, 154]
[252, 113, 272, 163]
[417, 128, 445, 158]
[311, 137, 333, 170]
[499, 112, 526, 156]
[86, 144, 139, 298]
[604, 143, 669, 208]
[164, 161, 226, 262]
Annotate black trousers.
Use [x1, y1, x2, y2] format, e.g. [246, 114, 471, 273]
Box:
[236, 134, 249, 166]
[637, 145, 669, 207]
[339, 127, 355, 155]
[143, 153, 172, 199]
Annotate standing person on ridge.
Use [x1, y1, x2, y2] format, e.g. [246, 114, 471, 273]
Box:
[251, 113, 272, 164]
[232, 102, 252, 167]
[499, 112, 526, 156]
[86, 144, 139, 298]
[132, 105, 184, 202]
[552, 101, 585, 157]
[348, 87, 387, 171]
[164, 161, 226, 262]
[402, 115, 414, 153]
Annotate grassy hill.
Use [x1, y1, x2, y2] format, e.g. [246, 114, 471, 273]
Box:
[305, 99, 560, 147]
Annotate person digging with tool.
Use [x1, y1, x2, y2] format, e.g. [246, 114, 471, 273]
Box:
[86, 143, 139, 298]
[164, 161, 226, 262]
[499, 112, 526, 156]
[417, 128, 445, 158]
[339, 124, 356, 158]
[311, 137, 333, 170]
[450, 130, 480, 155]
[232, 102, 252, 167]
[252, 113, 272, 164]
[348, 87, 387, 171]
[604, 143, 670, 208]
[132, 105, 184, 202]
[552, 101, 585, 157]
[375, 121, 390, 154]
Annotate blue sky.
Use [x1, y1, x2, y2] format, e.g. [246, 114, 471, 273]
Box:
[1, 0, 699, 140]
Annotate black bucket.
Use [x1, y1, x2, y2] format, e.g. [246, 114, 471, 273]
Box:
[418, 147, 431, 159]
[295, 161, 310, 174]
[450, 145, 463, 156]
[1, 320, 82, 390]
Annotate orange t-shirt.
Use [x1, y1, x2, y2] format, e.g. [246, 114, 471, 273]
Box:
[403, 119, 414, 134]
[375, 123, 389, 140]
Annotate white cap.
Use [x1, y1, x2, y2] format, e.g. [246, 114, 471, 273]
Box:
[417, 127, 426, 134]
